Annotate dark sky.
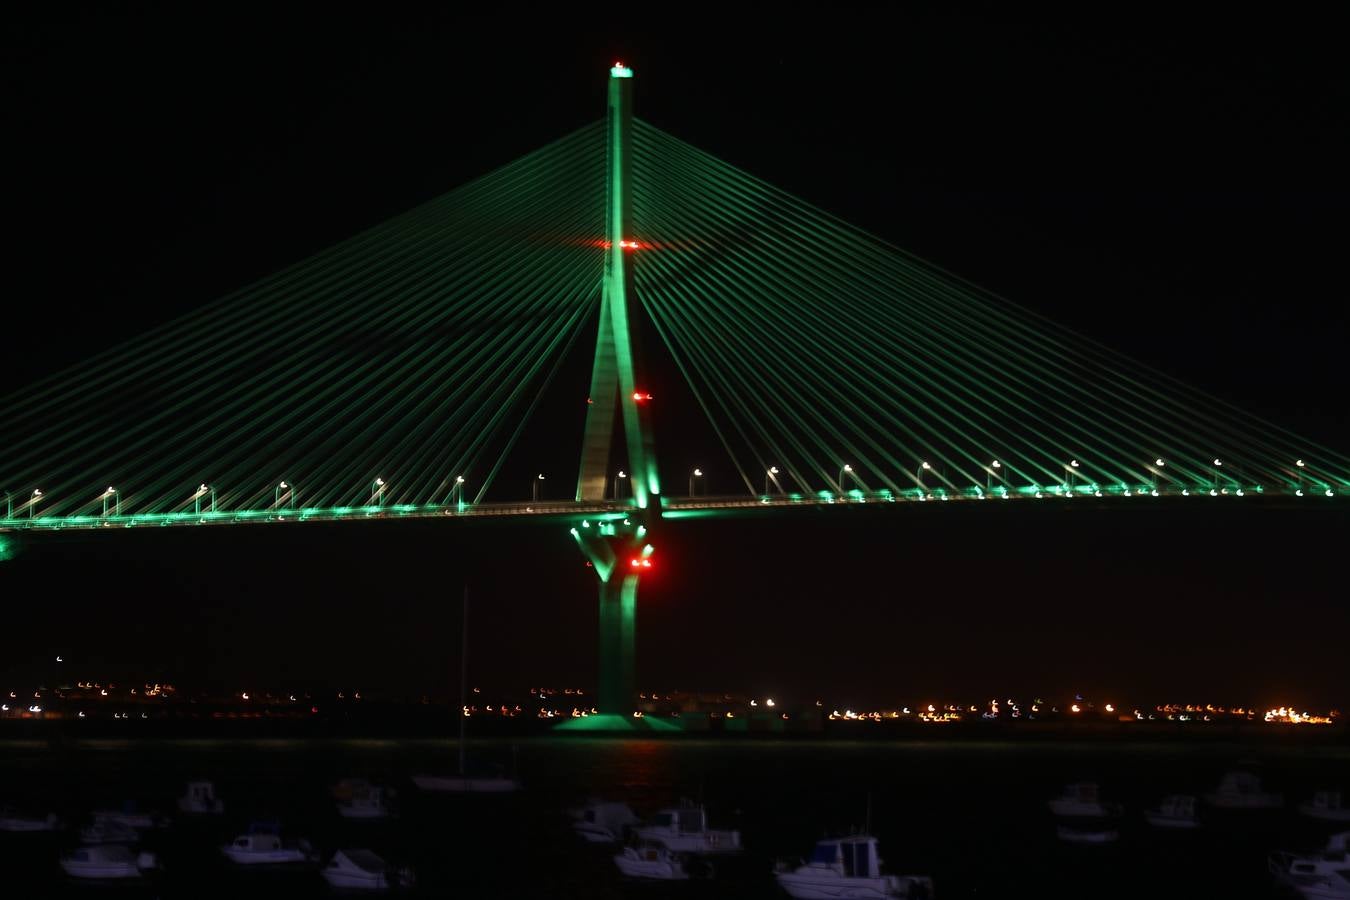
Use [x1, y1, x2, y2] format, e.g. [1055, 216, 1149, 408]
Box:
[4, 9, 1348, 707]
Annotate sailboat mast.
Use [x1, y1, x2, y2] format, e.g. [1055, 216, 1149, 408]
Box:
[459, 582, 468, 777]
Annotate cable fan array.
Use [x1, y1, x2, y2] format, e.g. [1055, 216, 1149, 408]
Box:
[630, 119, 1349, 500]
[1, 123, 605, 522]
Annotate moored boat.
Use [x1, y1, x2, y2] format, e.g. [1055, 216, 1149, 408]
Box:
[1204, 770, 1283, 809]
[1048, 782, 1121, 819]
[1144, 794, 1200, 829]
[1301, 792, 1350, 823]
[614, 841, 707, 880]
[775, 835, 934, 899]
[178, 780, 224, 815]
[321, 848, 416, 891]
[59, 844, 158, 880]
[571, 799, 639, 843]
[0, 807, 60, 832]
[633, 803, 741, 854]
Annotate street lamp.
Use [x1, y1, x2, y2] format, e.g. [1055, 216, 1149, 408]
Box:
[533, 473, 545, 502]
[1066, 459, 1080, 493]
[1151, 458, 1165, 491]
[193, 483, 214, 514]
[451, 475, 466, 511]
[838, 464, 853, 494]
[4, 491, 12, 519]
[274, 481, 294, 511]
[987, 460, 1002, 492]
[1295, 458, 1306, 494]
[764, 466, 780, 497]
[916, 461, 932, 494]
[101, 487, 120, 517]
[614, 470, 627, 500]
[371, 477, 386, 507]
[1211, 458, 1223, 491]
[30, 488, 42, 519]
[689, 468, 703, 497]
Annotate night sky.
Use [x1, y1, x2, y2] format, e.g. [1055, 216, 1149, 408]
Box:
[4, 10, 1348, 707]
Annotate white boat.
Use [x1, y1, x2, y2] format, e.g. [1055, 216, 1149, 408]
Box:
[321, 849, 416, 891]
[178, 780, 224, 815]
[1204, 770, 1283, 809]
[1048, 782, 1121, 818]
[571, 799, 639, 843]
[775, 835, 934, 899]
[411, 586, 523, 795]
[336, 781, 394, 819]
[633, 803, 741, 854]
[221, 831, 317, 865]
[1302, 792, 1350, 823]
[1270, 832, 1350, 898]
[89, 803, 167, 830]
[0, 807, 60, 832]
[80, 816, 141, 844]
[60, 844, 158, 880]
[1056, 823, 1120, 844]
[1144, 794, 1200, 829]
[614, 841, 706, 880]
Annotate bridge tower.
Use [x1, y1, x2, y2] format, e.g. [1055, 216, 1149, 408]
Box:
[568, 63, 662, 727]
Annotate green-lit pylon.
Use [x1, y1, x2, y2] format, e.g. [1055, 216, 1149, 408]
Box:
[570, 62, 661, 724]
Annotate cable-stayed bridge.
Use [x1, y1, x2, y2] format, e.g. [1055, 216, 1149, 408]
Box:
[3, 65, 1346, 724]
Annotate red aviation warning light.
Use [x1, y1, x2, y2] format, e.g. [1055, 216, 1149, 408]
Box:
[633, 391, 652, 402]
[617, 240, 641, 250]
[629, 557, 653, 569]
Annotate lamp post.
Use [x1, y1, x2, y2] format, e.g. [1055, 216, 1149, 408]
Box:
[987, 460, 1001, 492]
[1296, 458, 1306, 495]
[1211, 458, 1223, 493]
[451, 475, 466, 511]
[916, 461, 932, 494]
[613, 470, 627, 500]
[5, 491, 12, 519]
[372, 477, 386, 508]
[30, 488, 42, 519]
[533, 473, 545, 502]
[194, 484, 214, 515]
[764, 466, 780, 497]
[274, 481, 293, 511]
[1066, 459, 1080, 494]
[838, 464, 853, 494]
[689, 468, 703, 497]
[101, 487, 119, 517]
[1151, 458, 1165, 492]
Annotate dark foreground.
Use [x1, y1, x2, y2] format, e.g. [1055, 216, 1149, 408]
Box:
[0, 735, 1343, 897]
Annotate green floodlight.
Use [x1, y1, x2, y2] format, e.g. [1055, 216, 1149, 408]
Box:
[610, 62, 633, 78]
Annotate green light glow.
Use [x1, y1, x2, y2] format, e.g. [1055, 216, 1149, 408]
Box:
[0, 535, 15, 562]
[609, 64, 633, 79]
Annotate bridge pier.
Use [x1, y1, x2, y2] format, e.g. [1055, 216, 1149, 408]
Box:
[596, 573, 637, 716]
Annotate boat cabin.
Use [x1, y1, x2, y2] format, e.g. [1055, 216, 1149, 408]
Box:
[647, 806, 707, 834]
[233, 833, 283, 853]
[808, 836, 883, 879]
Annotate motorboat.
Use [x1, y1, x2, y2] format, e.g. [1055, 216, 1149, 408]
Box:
[88, 802, 167, 830]
[0, 807, 60, 832]
[614, 841, 708, 880]
[321, 849, 416, 891]
[1048, 782, 1121, 819]
[1270, 832, 1350, 898]
[336, 781, 394, 819]
[775, 835, 935, 899]
[178, 780, 224, 815]
[1302, 792, 1350, 823]
[80, 816, 141, 844]
[221, 828, 317, 865]
[60, 844, 158, 880]
[1204, 770, 1283, 809]
[571, 799, 639, 843]
[633, 803, 741, 854]
[1056, 823, 1120, 844]
[1144, 794, 1200, 829]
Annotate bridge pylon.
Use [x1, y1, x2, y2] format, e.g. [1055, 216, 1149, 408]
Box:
[561, 63, 667, 731]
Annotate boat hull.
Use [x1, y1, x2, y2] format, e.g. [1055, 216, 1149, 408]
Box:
[221, 847, 313, 865]
[776, 872, 917, 899]
[411, 774, 519, 793]
[1300, 804, 1350, 822]
[60, 862, 143, 880]
[1143, 812, 1199, 829]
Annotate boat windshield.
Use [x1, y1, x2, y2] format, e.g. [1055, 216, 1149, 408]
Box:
[809, 842, 838, 865]
[841, 840, 876, 878]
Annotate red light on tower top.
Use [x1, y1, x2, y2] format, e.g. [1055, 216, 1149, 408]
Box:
[633, 391, 652, 402]
[617, 240, 641, 250]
